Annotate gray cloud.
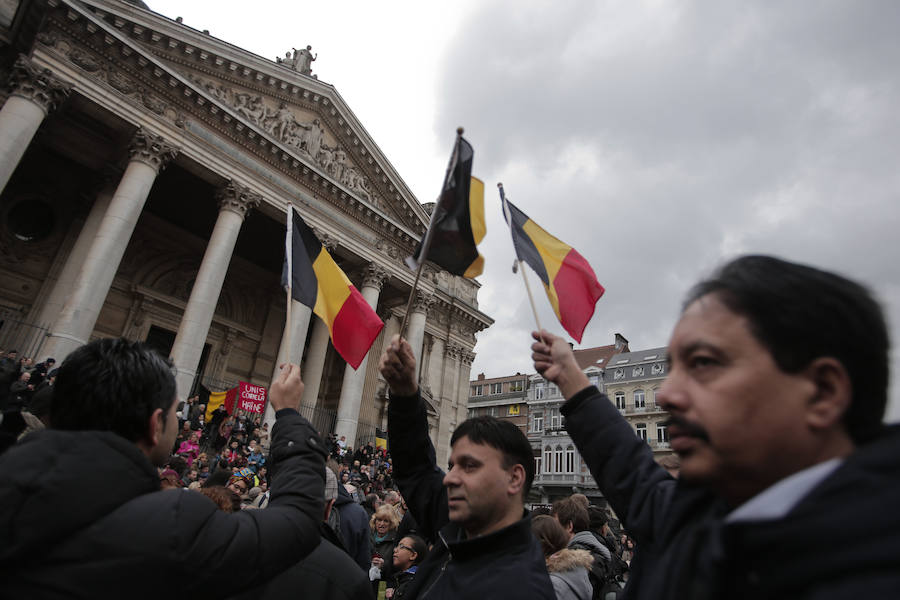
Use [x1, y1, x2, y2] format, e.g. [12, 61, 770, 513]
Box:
[435, 1, 900, 420]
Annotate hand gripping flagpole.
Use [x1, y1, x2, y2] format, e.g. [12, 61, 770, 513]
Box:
[284, 202, 294, 359]
[498, 182, 543, 333]
[399, 127, 465, 338]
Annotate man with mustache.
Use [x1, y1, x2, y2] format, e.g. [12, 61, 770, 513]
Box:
[380, 335, 555, 600]
[531, 255, 900, 599]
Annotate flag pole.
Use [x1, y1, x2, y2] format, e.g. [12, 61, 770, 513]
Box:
[498, 182, 543, 333]
[399, 127, 464, 338]
[284, 202, 293, 360]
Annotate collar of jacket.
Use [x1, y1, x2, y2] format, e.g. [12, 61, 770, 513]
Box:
[439, 510, 535, 562]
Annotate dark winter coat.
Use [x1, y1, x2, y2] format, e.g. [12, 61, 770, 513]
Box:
[562, 386, 900, 600]
[0, 408, 327, 599]
[388, 391, 556, 600]
[335, 482, 373, 570]
[235, 521, 373, 600]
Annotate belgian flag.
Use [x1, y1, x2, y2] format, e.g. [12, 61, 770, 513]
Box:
[282, 208, 384, 369]
[407, 135, 486, 277]
[501, 190, 604, 342]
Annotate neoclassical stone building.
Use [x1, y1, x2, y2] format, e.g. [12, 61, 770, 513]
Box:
[0, 0, 491, 464]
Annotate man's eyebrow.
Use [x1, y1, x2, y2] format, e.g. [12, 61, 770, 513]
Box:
[676, 341, 724, 358]
[448, 453, 483, 467]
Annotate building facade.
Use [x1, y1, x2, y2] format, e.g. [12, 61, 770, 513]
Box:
[0, 0, 491, 466]
[602, 347, 675, 457]
[466, 372, 529, 432]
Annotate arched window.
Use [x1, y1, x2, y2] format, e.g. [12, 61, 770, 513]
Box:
[554, 445, 563, 473]
[565, 445, 575, 473]
[651, 388, 660, 408]
[634, 389, 646, 409]
[614, 391, 626, 410]
[544, 446, 553, 473]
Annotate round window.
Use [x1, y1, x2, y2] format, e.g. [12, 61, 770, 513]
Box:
[7, 199, 55, 242]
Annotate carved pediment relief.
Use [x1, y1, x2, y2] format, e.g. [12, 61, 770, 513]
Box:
[184, 74, 383, 210]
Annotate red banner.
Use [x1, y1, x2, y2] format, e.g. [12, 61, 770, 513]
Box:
[238, 381, 267, 414]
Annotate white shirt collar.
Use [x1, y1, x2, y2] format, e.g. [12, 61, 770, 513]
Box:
[726, 458, 843, 523]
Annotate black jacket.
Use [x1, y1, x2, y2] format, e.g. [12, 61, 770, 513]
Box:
[0, 409, 327, 599]
[236, 522, 373, 600]
[388, 391, 555, 600]
[562, 386, 900, 600]
[335, 482, 373, 570]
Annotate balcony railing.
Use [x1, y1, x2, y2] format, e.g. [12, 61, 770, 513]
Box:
[533, 472, 599, 488]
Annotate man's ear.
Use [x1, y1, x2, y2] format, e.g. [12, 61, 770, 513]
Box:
[324, 498, 336, 521]
[146, 407, 165, 447]
[804, 357, 852, 432]
[507, 463, 526, 496]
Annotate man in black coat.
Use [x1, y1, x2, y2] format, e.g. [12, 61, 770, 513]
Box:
[379, 336, 555, 600]
[236, 466, 372, 600]
[0, 338, 326, 599]
[333, 476, 373, 570]
[531, 255, 900, 599]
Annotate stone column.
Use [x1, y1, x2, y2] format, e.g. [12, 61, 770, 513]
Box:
[406, 290, 434, 381]
[334, 264, 388, 445]
[299, 318, 330, 410]
[43, 129, 178, 362]
[33, 175, 117, 330]
[262, 299, 312, 429]
[0, 56, 70, 194]
[170, 182, 260, 400]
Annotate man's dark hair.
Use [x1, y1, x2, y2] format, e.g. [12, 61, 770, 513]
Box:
[685, 255, 890, 443]
[552, 496, 589, 532]
[587, 505, 608, 530]
[451, 416, 536, 495]
[51, 338, 176, 443]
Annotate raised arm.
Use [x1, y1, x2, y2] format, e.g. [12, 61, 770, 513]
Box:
[380, 335, 449, 543]
[531, 330, 675, 544]
[174, 363, 327, 596]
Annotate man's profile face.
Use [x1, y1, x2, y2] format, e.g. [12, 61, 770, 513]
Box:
[657, 294, 815, 499]
[443, 435, 516, 535]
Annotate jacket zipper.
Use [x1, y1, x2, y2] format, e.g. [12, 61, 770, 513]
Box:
[421, 532, 452, 599]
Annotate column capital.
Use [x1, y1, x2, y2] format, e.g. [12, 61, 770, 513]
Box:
[444, 341, 464, 360]
[312, 226, 338, 252]
[361, 263, 389, 291]
[411, 290, 435, 314]
[128, 128, 179, 173]
[462, 350, 476, 366]
[7, 55, 71, 114]
[216, 181, 261, 219]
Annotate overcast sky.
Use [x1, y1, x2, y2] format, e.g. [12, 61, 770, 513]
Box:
[148, 0, 900, 421]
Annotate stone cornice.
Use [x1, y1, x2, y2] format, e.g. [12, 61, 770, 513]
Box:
[61, 0, 428, 232]
[39, 0, 423, 253]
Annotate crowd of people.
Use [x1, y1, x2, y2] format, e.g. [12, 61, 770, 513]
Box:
[0, 255, 898, 599]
